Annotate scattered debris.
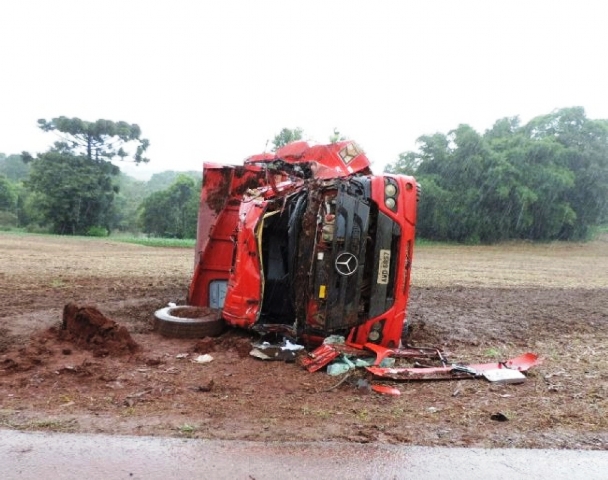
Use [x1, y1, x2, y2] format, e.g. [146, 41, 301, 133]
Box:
[322, 373, 353, 392]
[482, 368, 526, 384]
[300, 341, 541, 394]
[192, 354, 214, 364]
[301, 344, 341, 372]
[366, 352, 540, 382]
[249, 339, 304, 362]
[302, 341, 445, 373]
[371, 385, 401, 396]
[490, 412, 509, 422]
[326, 358, 355, 376]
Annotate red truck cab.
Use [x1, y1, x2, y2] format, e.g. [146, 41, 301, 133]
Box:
[188, 141, 417, 348]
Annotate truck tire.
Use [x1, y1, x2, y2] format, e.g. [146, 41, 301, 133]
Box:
[154, 306, 225, 339]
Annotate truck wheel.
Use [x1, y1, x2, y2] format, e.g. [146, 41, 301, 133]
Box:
[154, 306, 225, 338]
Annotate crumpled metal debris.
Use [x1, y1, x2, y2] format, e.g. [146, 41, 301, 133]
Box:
[371, 384, 401, 396]
[302, 339, 541, 394]
[366, 352, 541, 382]
[249, 339, 305, 362]
[326, 355, 395, 376]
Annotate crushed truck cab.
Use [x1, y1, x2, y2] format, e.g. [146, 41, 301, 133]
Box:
[188, 141, 418, 348]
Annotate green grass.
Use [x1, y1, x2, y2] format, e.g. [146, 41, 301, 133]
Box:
[413, 238, 451, 247]
[0, 230, 195, 248]
[111, 236, 195, 248]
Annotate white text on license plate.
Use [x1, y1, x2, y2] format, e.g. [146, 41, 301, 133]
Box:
[377, 249, 391, 284]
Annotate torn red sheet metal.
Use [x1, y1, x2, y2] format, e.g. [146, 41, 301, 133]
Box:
[301, 341, 446, 372]
[366, 352, 541, 381]
[371, 384, 401, 396]
[301, 344, 341, 372]
[346, 342, 446, 366]
[302, 342, 445, 372]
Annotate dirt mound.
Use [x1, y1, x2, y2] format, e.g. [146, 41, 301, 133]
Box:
[192, 329, 252, 357]
[59, 302, 140, 357]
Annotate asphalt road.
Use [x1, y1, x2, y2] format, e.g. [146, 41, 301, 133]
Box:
[1, 429, 607, 479]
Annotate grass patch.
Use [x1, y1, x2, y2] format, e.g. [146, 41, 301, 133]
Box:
[112, 236, 195, 248]
[0, 231, 195, 248]
[177, 423, 197, 437]
[50, 278, 67, 288]
[0, 417, 79, 432]
[27, 419, 78, 431]
[413, 238, 452, 247]
[484, 347, 502, 359]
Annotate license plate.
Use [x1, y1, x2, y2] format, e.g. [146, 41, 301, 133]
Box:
[377, 249, 391, 284]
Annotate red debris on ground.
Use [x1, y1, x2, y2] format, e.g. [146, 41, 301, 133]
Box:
[59, 302, 140, 357]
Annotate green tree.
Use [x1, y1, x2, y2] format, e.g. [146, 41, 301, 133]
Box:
[522, 107, 608, 239]
[0, 153, 30, 181]
[271, 127, 303, 151]
[145, 170, 200, 195]
[27, 151, 119, 234]
[37, 117, 150, 164]
[0, 173, 19, 228]
[139, 175, 200, 238]
[0, 174, 17, 211]
[387, 107, 608, 243]
[111, 173, 147, 233]
[25, 117, 150, 235]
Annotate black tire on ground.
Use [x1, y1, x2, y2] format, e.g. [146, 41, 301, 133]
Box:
[154, 306, 225, 339]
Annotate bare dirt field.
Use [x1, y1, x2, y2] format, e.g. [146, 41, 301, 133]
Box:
[1, 233, 607, 449]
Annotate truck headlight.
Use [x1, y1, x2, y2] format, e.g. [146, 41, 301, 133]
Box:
[384, 183, 397, 197]
[368, 330, 381, 342]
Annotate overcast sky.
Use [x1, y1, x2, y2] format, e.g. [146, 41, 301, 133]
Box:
[1, 1, 607, 179]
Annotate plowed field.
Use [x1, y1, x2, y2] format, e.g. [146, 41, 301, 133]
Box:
[1, 233, 607, 449]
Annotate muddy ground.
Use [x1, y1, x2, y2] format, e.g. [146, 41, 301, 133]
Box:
[1, 233, 607, 449]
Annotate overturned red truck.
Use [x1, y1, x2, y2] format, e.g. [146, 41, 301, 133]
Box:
[187, 141, 418, 348]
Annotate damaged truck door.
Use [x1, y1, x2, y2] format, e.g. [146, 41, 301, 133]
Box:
[187, 141, 419, 349]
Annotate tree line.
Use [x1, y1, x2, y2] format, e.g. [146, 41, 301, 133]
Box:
[386, 107, 608, 242]
[0, 117, 201, 238]
[0, 120, 308, 238]
[1, 110, 606, 242]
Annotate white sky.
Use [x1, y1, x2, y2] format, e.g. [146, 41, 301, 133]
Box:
[1, 0, 607, 179]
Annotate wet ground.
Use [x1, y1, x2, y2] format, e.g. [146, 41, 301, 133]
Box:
[1, 233, 607, 449]
[2, 429, 608, 479]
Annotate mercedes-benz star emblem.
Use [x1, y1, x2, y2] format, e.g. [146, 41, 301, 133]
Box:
[335, 252, 359, 276]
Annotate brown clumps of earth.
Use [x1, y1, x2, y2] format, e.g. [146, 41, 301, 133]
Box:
[1, 302, 139, 374]
[59, 302, 140, 357]
[192, 331, 252, 357]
